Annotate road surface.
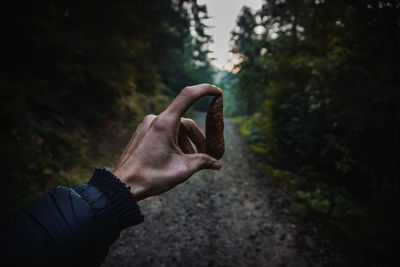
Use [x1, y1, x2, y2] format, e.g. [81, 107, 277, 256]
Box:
[102, 114, 333, 267]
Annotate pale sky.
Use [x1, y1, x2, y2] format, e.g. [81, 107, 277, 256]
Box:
[198, 0, 263, 71]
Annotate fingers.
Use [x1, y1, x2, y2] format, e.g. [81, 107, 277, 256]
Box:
[165, 84, 223, 119]
[178, 124, 195, 154]
[180, 118, 206, 153]
[185, 153, 222, 174]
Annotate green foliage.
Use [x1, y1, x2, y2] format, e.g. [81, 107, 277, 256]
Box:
[234, 115, 278, 165]
[232, 0, 400, 265]
[159, 36, 215, 111]
[214, 71, 246, 117]
[262, 159, 398, 266]
[0, 0, 214, 219]
[233, 0, 400, 190]
[159, 1, 215, 111]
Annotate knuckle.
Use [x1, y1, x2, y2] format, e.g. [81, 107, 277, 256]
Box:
[179, 86, 193, 97]
[201, 158, 206, 169]
[200, 83, 213, 90]
[143, 114, 156, 123]
[151, 117, 167, 131]
[199, 157, 206, 170]
[199, 154, 211, 169]
[160, 112, 177, 125]
[182, 118, 195, 128]
[185, 118, 195, 124]
[145, 114, 157, 119]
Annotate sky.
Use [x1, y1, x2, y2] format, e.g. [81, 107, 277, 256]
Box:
[198, 0, 263, 71]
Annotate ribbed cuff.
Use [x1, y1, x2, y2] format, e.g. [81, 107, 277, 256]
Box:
[88, 168, 144, 229]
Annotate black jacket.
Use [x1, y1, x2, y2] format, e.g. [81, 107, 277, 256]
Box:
[0, 168, 143, 267]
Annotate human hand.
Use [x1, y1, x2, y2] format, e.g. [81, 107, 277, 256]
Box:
[112, 84, 223, 201]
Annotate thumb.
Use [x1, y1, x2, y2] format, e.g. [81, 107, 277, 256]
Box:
[185, 153, 222, 173]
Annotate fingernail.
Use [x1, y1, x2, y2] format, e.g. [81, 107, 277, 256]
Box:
[212, 161, 222, 170]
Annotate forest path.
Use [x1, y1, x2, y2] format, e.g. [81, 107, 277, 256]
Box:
[102, 112, 328, 267]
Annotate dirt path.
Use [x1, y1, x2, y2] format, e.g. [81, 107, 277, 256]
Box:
[101, 114, 330, 267]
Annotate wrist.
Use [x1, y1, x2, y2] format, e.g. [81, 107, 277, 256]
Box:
[112, 169, 147, 201]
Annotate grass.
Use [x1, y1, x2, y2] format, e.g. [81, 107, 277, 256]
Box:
[232, 115, 400, 266]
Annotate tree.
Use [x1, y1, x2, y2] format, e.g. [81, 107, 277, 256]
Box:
[159, 0, 215, 110]
[0, 0, 215, 219]
[231, 6, 267, 114]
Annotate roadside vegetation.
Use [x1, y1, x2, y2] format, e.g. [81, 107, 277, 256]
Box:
[223, 1, 400, 265]
[0, 0, 214, 219]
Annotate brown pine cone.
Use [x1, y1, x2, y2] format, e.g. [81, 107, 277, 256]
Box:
[206, 95, 225, 159]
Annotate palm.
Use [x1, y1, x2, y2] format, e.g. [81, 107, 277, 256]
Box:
[113, 84, 223, 201]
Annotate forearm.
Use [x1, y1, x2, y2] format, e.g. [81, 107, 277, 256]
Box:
[0, 168, 143, 267]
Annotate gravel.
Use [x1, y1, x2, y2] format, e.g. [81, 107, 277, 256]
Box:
[101, 114, 334, 267]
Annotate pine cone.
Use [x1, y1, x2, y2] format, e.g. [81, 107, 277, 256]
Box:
[206, 95, 225, 159]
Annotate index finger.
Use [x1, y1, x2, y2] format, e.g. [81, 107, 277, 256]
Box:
[165, 84, 223, 119]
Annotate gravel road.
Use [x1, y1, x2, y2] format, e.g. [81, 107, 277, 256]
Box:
[101, 114, 332, 267]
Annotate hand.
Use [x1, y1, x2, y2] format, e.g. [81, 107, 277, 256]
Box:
[112, 84, 223, 201]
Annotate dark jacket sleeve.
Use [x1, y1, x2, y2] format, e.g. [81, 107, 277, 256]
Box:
[0, 168, 143, 267]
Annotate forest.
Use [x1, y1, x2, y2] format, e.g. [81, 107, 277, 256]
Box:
[0, 0, 214, 215]
[226, 0, 400, 265]
[1, 0, 399, 266]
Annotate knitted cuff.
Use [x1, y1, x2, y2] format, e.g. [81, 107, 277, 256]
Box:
[88, 168, 144, 229]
